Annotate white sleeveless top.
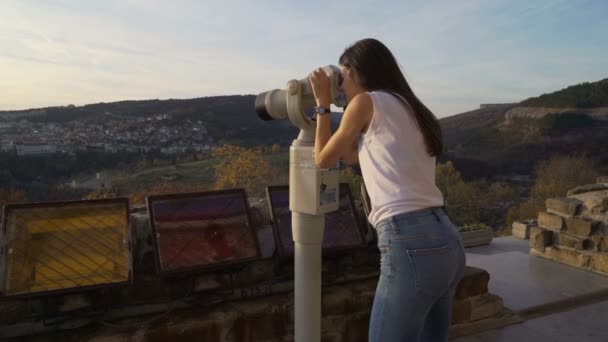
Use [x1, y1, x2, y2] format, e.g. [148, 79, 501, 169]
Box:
[358, 91, 444, 227]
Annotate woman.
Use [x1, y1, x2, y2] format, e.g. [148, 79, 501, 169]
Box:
[309, 38, 466, 342]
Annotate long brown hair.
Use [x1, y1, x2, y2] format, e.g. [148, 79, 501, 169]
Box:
[339, 38, 443, 157]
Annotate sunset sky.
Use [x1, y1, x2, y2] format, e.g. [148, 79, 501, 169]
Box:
[1, 0, 606, 117]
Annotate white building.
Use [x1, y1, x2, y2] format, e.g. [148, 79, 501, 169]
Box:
[16, 143, 56, 156]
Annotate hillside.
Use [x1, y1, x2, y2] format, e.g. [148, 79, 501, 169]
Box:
[440, 78, 608, 179]
[3, 78, 608, 181]
[520, 78, 608, 107]
[0, 96, 300, 147]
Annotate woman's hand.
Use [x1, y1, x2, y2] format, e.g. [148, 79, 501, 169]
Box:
[309, 68, 331, 107]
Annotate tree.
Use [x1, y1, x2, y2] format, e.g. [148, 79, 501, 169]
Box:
[340, 167, 363, 197]
[507, 155, 599, 227]
[530, 155, 598, 200]
[436, 161, 464, 196]
[436, 162, 482, 225]
[436, 162, 517, 228]
[129, 181, 210, 204]
[271, 144, 281, 154]
[212, 145, 270, 196]
[83, 185, 119, 200]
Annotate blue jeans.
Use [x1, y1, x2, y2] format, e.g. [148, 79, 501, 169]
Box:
[369, 207, 466, 342]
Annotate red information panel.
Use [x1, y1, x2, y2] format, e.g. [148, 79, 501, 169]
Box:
[147, 189, 260, 276]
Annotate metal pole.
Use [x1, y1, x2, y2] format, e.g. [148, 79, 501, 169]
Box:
[290, 131, 324, 342]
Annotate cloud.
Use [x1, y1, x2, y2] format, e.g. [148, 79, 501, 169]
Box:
[0, 0, 606, 117]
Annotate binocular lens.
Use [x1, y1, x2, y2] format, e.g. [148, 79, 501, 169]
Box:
[255, 91, 273, 121]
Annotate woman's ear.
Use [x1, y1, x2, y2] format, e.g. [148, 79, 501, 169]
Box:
[349, 68, 363, 88]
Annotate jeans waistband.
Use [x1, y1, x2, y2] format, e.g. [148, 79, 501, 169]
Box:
[376, 207, 446, 231]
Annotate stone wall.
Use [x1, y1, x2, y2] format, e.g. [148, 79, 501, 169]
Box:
[512, 219, 536, 240]
[0, 203, 505, 340]
[530, 177, 608, 275]
[32, 266, 499, 342]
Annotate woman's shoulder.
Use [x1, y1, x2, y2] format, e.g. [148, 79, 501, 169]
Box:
[366, 90, 401, 102]
[365, 90, 404, 107]
[348, 92, 374, 114]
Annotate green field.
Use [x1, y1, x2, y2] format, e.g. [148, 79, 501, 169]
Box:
[102, 152, 291, 192]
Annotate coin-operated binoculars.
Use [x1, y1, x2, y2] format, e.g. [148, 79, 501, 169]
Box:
[255, 65, 345, 342]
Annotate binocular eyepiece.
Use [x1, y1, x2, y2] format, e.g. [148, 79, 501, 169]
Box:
[255, 65, 346, 123]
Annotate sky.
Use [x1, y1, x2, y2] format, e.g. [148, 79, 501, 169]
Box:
[1, 0, 606, 117]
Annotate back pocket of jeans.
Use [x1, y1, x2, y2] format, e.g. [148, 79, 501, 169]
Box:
[407, 245, 451, 298]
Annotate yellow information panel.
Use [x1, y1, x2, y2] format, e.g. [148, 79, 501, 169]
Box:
[1, 199, 131, 296]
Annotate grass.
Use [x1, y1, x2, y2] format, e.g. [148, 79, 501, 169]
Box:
[458, 223, 489, 232]
[106, 151, 291, 193]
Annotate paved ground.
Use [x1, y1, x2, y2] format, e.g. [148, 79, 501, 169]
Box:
[452, 236, 608, 342]
[452, 299, 608, 341]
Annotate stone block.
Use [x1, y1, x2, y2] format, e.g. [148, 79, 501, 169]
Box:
[530, 248, 544, 256]
[512, 221, 534, 239]
[322, 288, 354, 316]
[340, 312, 370, 342]
[0, 302, 29, 325]
[554, 232, 589, 250]
[585, 195, 608, 215]
[590, 235, 608, 252]
[451, 298, 473, 324]
[236, 315, 287, 342]
[545, 246, 591, 268]
[538, 212, 563, 231]
[452, 294, 503, 324]
[512, 225, 529, 240]
[529, 227, 553, 252]
[546, 197, 582, 217]
[565, 217, 595, 236]
[454, 266, 489, 300]
[597, 176, 608, 184]
[591, 253, 608, 275]
[321, 334, 342, 342]
[469, 294, 504, 322]
[567, 183, 608, 196]
[147, 318, 223, 342]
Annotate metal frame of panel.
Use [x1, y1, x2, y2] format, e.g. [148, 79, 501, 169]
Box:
[0, 198, 132, 298]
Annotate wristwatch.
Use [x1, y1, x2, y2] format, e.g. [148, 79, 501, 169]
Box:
[314, 107, 331, 116]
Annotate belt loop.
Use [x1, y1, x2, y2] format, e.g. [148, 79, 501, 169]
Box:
[431, 207, 442, 221]
[389, 215, 398, 234]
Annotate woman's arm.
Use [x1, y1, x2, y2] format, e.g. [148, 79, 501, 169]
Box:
[314, 93, 371, 168]
[341, 139, 359, 166]
[308, 67, 372, 169]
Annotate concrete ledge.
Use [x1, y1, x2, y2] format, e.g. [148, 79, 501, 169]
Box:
[461, 228, 494, 247]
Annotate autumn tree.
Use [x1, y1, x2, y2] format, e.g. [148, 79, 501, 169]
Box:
[436, 162, 517, 227]
[83, 185, 119, 200]
[507, 155, 599, 226]
[212, 145, 271, 195]
[340, 167, 363, 198]
[129, 181, 210, 205]
[270, 144, 281, 154]
[530, 155, 598, 200]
